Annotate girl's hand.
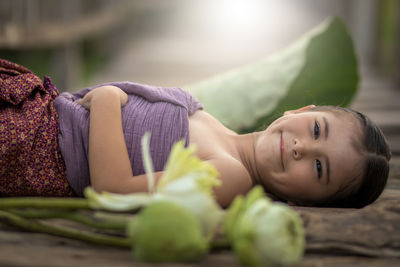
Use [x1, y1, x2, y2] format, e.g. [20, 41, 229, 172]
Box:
[77, 86, 128, 110]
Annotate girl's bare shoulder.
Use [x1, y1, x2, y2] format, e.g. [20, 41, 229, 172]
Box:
[189, 110, 252, 206]
[208, 156, 253, 207]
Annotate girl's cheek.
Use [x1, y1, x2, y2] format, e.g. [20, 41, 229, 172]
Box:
[289, 162, 312, 185]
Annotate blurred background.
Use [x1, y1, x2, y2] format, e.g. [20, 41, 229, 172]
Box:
[0, 0, 399, 92]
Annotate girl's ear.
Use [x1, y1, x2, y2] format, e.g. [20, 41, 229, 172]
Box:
[283, 105, 316, 116]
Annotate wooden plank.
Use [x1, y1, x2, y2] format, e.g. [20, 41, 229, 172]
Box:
[2, 187, 400, 266]
[0, 228, 238, 267]
[294, 189, 400, 258]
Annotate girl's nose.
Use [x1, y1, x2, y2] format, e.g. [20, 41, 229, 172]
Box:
[293, 138, 305, 160]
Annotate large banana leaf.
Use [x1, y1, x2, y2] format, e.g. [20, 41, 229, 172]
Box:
[186, 17, 358, 133]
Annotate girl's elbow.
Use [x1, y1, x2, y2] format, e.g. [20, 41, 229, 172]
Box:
[90, 174, 148, 194]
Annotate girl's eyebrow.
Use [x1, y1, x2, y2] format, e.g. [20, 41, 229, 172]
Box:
[323, 116, 329, 140]
[323, 116, 331, 184]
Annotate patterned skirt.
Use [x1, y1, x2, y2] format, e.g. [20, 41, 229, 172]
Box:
[0, 58, 75, 197]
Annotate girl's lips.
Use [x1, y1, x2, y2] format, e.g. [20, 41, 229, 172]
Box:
[280, 132, 285, 171]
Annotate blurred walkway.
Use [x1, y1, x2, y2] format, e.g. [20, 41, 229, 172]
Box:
[84, 0, 355, 88]
[351, 66, 400, 191]
[351, 66, 400, 157]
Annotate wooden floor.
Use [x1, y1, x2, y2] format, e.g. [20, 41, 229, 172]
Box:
[1, 65, 400, 266]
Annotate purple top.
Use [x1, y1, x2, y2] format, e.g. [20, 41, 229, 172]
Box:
[54, 82, 202, 196]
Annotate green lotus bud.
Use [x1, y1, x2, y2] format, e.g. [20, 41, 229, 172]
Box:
[127, 201, 208, 262]
[224, 186, 266, 241]
[154, 183, 224, 241]
[233, 198, 305, 267]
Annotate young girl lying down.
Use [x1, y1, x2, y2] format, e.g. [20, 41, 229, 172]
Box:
[0, 58, 391, 209]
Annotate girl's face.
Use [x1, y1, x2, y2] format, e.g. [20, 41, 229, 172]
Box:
[255, 108, 363, 205]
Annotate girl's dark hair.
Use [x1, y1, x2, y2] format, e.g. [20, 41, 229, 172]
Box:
[310, 106, 391, 208]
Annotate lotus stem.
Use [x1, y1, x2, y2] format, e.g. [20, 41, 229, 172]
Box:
[6, 209, 127, 230]
[0, 210, 131, 248]
[0, 197, 90, 210]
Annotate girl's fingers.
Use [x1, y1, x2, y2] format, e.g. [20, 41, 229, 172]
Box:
[77, 98, 90, 110]
[77, 86, 127, 110]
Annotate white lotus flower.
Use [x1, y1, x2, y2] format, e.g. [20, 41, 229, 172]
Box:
[84, 187, 150, 212]
[85, 132, 224, 239]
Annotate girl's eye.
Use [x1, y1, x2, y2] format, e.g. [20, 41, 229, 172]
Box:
[316, 159, 322, 179]
[314, 121, 320, 139]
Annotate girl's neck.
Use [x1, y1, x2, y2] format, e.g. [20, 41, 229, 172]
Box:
[230, 131, 263, 186]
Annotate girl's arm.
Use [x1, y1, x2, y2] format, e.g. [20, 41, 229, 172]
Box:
[78, 86, 163, 194]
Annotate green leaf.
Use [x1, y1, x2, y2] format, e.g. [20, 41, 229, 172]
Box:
[186, 17, 358, 133]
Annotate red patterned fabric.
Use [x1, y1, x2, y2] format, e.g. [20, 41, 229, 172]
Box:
[0, 58, 75, 196]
